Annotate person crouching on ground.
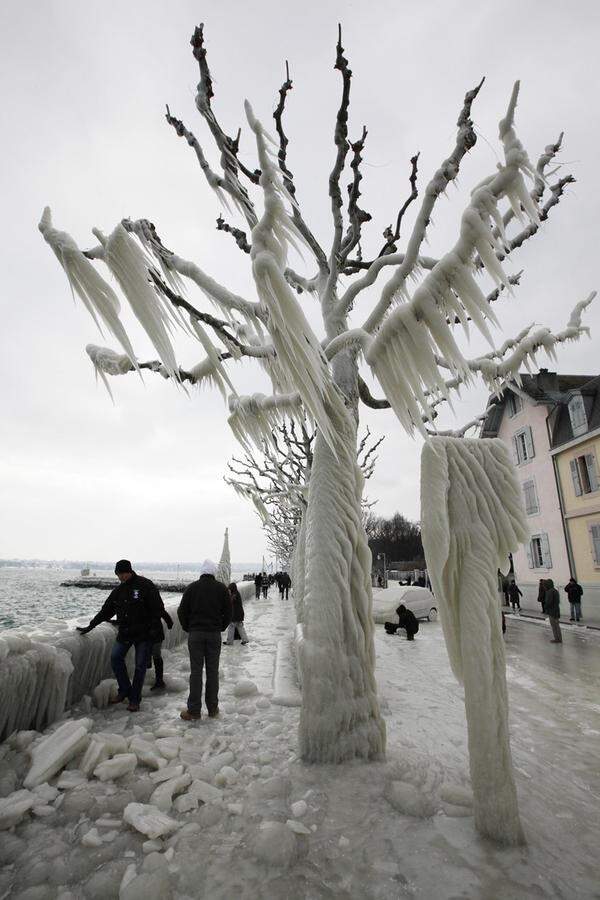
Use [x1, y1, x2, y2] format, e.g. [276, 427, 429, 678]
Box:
[147, 599, 174, 691]
[396, 604, 419, 640]
[76, 559, 164, 712]
[223, 582, 249, 646]
[544, 579, 563, 643]
[178, 559, 232, 721]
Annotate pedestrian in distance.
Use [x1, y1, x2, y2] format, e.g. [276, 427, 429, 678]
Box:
[254, 572, 262, 600]
[564, 577, 583, 622]
[223, 582, 249, 646]
[544, 579, 563, 643]
[537, 578, 548, 615]
[76, 559, 164, 712]
[261, 571, 269, 599]
[508, 581, 522, 612]
[281, 571, 291, 600]
[147, 601, 174, 692]
[177, 559, 232, 721]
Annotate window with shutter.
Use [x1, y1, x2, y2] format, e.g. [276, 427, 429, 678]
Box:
[526, 542, 534, 569]
[568, 394, 587, 436]
[522, 479, 540, 515]
[584, 454, 599, 492]
[513, 427, 534, 465]
[507, 393, 523, 418]
[589, 523, 600, 566]
[524, 426, 535, 460]
[570, 458, 583, 496]
[531, 536, 544, 568]
[540, 533, 552, 569]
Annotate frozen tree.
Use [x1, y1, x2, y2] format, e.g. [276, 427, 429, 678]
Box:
[225, 420, 382, 569]
[40, 22, 594, 783]
[215, 528, 231, 585]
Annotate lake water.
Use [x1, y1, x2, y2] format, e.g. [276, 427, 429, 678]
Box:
[0, 567, 250, 631]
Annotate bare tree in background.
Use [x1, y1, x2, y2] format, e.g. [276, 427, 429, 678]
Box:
[40, 22, 594, 775]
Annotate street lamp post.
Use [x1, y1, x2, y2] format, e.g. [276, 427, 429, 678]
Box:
[377, 552, 388, 589]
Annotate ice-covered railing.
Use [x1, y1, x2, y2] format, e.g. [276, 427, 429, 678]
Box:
[0, 581, 255, 742]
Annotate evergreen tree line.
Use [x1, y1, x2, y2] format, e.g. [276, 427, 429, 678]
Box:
[365, 512, 424, 565]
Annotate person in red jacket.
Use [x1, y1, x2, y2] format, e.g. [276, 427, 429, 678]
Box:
[177, 559, 231, 721]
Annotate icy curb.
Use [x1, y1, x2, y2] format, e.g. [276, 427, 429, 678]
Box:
[505, 611, 600, 636]
[272, 635, 302, 707]
[0, 581, 255, 741]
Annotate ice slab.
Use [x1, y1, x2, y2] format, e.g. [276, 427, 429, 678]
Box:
[272, 636, 302, 707]
[123, 802, 180, 839]
[149, 773, 191, 812]
[94, 753, 138, 782]
[0, 788, 36, 830]
[24, 718, 92, 788]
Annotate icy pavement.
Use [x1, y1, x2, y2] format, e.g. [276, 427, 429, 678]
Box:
[1, 594, 599, 899]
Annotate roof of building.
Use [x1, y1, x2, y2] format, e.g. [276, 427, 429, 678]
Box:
[480, 370, 599, 446]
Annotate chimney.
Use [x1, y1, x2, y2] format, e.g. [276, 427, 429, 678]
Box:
[536, 368, 559, 393]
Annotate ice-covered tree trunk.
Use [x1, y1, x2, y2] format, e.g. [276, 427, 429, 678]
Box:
[292, 511, 307, 625]
[421, 437, 528, 844]
[299, 405, 386, 762]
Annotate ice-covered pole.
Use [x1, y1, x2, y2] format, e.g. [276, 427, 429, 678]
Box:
[421, 436, 528, 845]
[216, 527, 231, 585]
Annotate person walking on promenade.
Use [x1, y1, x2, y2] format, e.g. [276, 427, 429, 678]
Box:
[254, 573, 262, 600]
[545, 579, 563, 643]
[508, 581, 522, 612]
[147, 601, 174, 692]
[223, 583, 249, 646]
[178, 559, 232, 721]
[76, 559, 163, 712]
[564, 577, 583, 622]
[281, 571, 291, 600]
[537, 578, 548, 614]
[261, 571, 269, 599]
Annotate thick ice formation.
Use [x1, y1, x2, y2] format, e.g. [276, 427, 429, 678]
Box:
[123, 802, 181, 839]
[420, 436, 528, 844]
[24, 719, 92, 788]
[215, 527, 231, 585]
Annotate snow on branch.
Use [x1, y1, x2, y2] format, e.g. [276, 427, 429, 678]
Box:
[245, 100, 347, 452]
[364, 77, 485, 332]
[38, 208, 138, 368]
[227, 391, 303, 454]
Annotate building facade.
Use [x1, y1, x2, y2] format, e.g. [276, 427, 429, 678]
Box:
[481, 370, 593, 611]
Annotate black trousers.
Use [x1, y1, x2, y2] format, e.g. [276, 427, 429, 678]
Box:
[187, 631, 222, 715]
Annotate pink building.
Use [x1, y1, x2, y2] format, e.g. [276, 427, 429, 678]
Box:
[480, 370, 590, 609]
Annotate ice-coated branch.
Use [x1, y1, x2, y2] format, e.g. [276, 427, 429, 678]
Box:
[426, 413, 487, 438]
[364, 77, 485, 333]
[339, 126, 372, 264]
[189, 25, 259, 222]
[376, 152, 420, 259]
[272, 60, 328, 273]
[325, 24, 353, 297]
[227, 391, 303, 454]
[338, 251, 439, 315]
[358, 376, 390, 410]
[216, 214, 251, 254]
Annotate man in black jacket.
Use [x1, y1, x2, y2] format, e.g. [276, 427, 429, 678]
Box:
[396, 604, 419, 641]
[564, 577, 583, 622]
[178, 559, 232, 721]
[76, 559, 164, 711]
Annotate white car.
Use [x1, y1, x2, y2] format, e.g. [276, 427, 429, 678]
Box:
[371, 585, 438, 625]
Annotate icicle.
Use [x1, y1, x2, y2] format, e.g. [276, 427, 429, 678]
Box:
[99, 224, 180, 380]
[189, 315, 235, 399]
[38, 208, 138, 368]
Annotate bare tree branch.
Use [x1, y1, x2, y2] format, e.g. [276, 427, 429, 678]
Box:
[339, 126, 371, 264]
[216, 214, 251, 254]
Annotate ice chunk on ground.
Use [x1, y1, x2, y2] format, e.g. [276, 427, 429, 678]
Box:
[154, 724, 181, 738]
[0, 788, 36, 829]
[173, 793, 198, 813]
[79, 738, 110, 776]
[142, 839, 163, 854]
[149, 773, 191, 812]
[120, 867, 171, 900]
[32, 782, 59, 804]
[188, 780, 222, 804]
[233, 680, 258, 697]
[129, 737, 167, 770]
[123, 802, 180, 839]
[214, 765, 237, 787]
[93, 679, 119, 709]
[272, 636, 302, 707]
[386, 781, 436, 818]
[149, 764, 185, 784]
[155, 738, 181, 760]
[252, 821, 300, 867]
[32, 804, 55, 817]
[81, 827, 103, 847]
[94, 754, 138, 782]
[13, 730, 38, 750]
[24, 718, 92, 788]
[203, 750, 234, 777]
[95, 732, 129, 755]
[290, 800, 307, 817]
[286, 818, 311, 834]
[439, 783, 473, 807]
[56, 770, 88, 790]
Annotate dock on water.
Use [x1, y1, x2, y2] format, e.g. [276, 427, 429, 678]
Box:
[60, 578, 190, 592]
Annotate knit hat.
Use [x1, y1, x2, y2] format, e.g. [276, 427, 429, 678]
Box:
[114, 559, 133, 574]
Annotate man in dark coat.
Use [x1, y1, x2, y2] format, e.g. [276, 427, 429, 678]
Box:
[396, 604, 419, 640]
[281, 571, 291, 600]
[508, 581, 522, 611]
[254, 573, 262, 600]
[564, 577, 583, 622]
[178, 559, 232, 720]
[76, 559, 163, 711]
[545, 579, 562, 643]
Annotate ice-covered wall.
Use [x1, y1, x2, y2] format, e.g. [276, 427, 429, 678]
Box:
[0, 581, 254, 742]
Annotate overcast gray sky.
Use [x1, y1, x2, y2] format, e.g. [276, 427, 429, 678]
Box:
[1, 0, 598, 563]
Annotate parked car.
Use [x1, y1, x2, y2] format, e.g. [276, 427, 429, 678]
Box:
[372, 586, 437, 624]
